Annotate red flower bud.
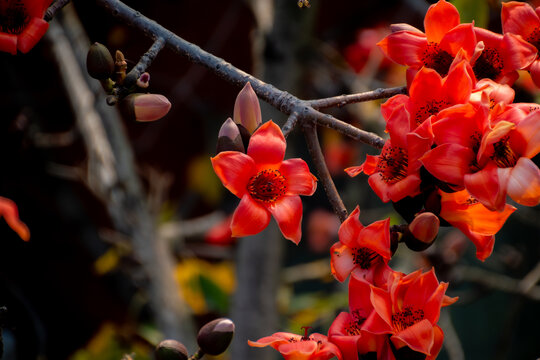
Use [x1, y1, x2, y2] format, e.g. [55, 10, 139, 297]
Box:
[409, 212, 440, 244]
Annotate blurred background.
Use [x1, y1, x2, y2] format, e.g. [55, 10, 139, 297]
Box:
[0, 0, 539, 359]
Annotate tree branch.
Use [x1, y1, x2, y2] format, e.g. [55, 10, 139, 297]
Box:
[303, 121, 348, 222]
[94, 0, 386, 149]
[44, 0, 72, 22]
[307, 86, 407, 109]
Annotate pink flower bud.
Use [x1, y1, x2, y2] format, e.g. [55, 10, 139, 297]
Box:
[233, 82, 262, 133]
[409, 212, 440, 244]
[390, 23, 423, 34]
[137, 72, 150, 88]
[124, 94, 171, 122]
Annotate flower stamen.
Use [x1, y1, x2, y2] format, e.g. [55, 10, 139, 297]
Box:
[391, 306, 425, 332]
[473, 47, 504, 80]
[351, 247, 379, 269]
[247, 169, 287, 203]
[421, 42, 453, 76]
[377, 146, 408, 183]
[0, 1, 30, 35]
[491, 136, 517, 168]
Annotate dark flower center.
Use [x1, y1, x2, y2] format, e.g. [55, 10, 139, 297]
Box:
[0, 0, 30, 35]
[345, 309, 367, 336]
[351, 247, 379, 269]
[526, 27, 540, 50]
[491, 135, 517, 168]
[391, 306, 425, 332]
[415, 99, 450, 124]
[421, 42, 453, 76]
[472, 47, 504, 81]
[377, 146, 408, 183]
[247, 169, 286, 203]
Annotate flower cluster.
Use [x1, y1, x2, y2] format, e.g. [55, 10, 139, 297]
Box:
[348, 0, 540, 261]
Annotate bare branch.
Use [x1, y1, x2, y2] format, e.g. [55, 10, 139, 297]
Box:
[44, 0, 71, 21]
[308, 86, 407, 109]
[303, 121, 348, 222]
[282, 111, 299, 138]
[124, 37, 166, 88]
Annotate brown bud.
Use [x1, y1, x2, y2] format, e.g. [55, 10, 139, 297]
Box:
[197, 318, 235, 356]
[86, 42, 114, 80]
[216, 118, 245, 154]
[155, 340, 188, 360]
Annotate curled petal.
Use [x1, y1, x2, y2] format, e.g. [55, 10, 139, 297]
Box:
[338, 206, 363, 247]
[330, 242, 356, 282]
[507, 157, 540, 206]
[268, 195, 303, 244]
[17, 18, 49, 54]
[0, 197, 30, 241]
[377, 31, 427, 68]
[392, 319, 434, 356]
[464, 165, 508, 211]
[231, 195, 270, 237]
[424, 0, 460, 43]
[359, 218, 392, 260]
[279, 158, 317, 196]
[501, 1, 540, 38]
[247, 121, 286, 166]
[421, 144, 474, 185]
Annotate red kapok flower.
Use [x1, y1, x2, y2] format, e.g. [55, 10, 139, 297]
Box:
[0, 0, 53, 54]
[346, 104, 434, 203]
[438, 189, 516, 261]
[377, 0, 476, 79]
[248, 328, 343, 360]
[329, 274, 388, 360]
[330, 206, 391, 284]
[211, 121, 317, 244]
[0, 196, 30, 241]
[363, 269, 458, 357]
[501, 1, 540, 87]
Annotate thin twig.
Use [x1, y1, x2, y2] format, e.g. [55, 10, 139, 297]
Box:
[282, 111, 299, 138]
[307, 86, 407, 109]
[94, 0, 386, 148]
[303, 121, 348, 222]
[124, 37, 166, 88]
[44, 0, 71, 22]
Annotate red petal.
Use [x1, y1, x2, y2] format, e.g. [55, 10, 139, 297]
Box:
[444, 60, 474, 105]
[426, 325, 444, 360]
[529, 60, 540, 88]
[507, 157, 540, 206]
[17, 18, 49, 54]
[268, 195, 303, 244]
[247, 121, 286, 165]
[502, 32, 537, 71]
[211, 151, 255, 198]
[0, 197, 30, 241]
[501, 1, 540, 39]
[231, 195, 270, 237]
[440, 23, 476, 59]
[359, 218, 392, 260]
[403, 269, 439, 311]
[330, 242, 356, 282]
[381, 95, 409, 123]
[280, 158, 317, 196]
[421, 144, 474, 186]
[386, 173, 422, 202]
[514, 110, 540, 158]
[338, 206, 363, 247]
[0, 32, 17, 55]
[377, 31, 427, 68]
[424, 0, 460, 43]
[368, 286, 393, 330]
[344, 165, 364, 177]
[464, 165, 508, 211]
[392, 319, 434, 355]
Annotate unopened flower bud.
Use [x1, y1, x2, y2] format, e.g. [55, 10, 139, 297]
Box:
[122, 93, 171, 122]
[390, 23, 423, 34]
[137, 72, 150, 88]
[216, 118, 245, 154]
[155, 340, 188, 360]
[233, 82, 262, 134]
[404, 212, 440, 251]
[197, 318, 235, 356]
[115, 50, 128, 84]
[86, 42, 114, 80]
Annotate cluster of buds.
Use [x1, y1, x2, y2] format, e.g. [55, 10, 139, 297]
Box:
[216, 82, 262, 154]
[155, 318, 235, 360]
[86, 42, 171, 122]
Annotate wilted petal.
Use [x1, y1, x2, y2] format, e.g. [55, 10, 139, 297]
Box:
[507, 157, 540, 206]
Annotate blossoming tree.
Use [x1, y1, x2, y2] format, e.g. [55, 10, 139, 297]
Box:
[0, 0, 539, 359]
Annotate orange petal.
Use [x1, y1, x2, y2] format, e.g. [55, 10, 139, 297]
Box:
[0, 197, 30, 241]
[330, 242, 356, 282]
[392, 319, 434, 355]
[424, 0, 460, 43]
[421, 144, 474, 185]
[268, 195, 303, 244]
[230, 195, 270, 237]
[464, 165, 508, 211]
[377, 31, 427, 68]
[247, 121, 286, 166]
